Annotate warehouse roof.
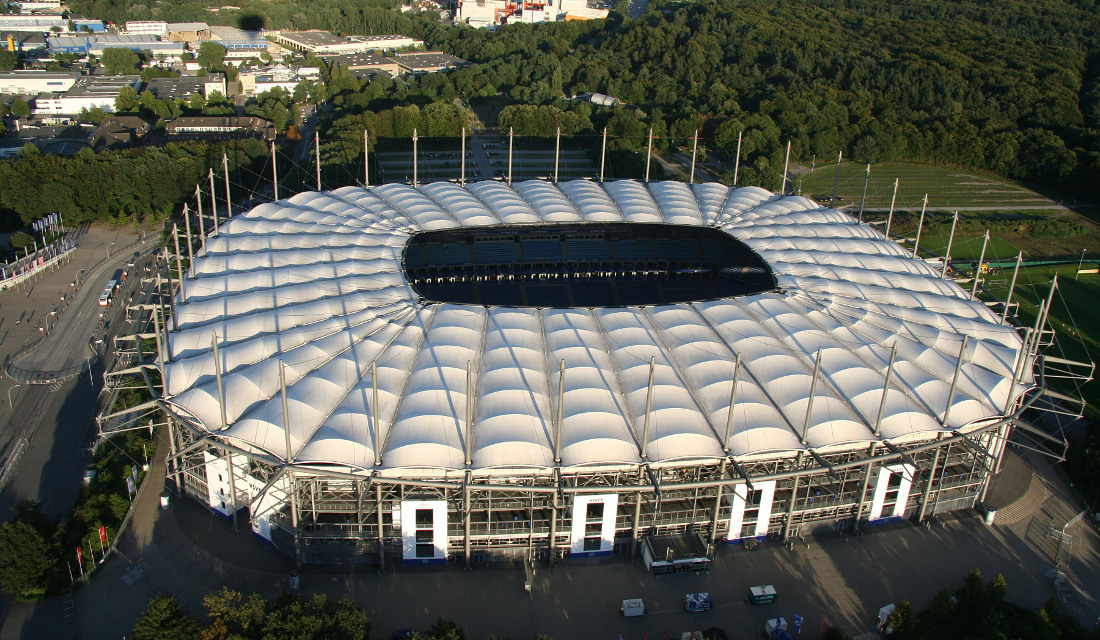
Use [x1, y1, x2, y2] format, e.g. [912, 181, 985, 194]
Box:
[163, 179, 1033, 478]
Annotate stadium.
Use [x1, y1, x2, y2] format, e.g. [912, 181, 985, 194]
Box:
[110, 178, 1050, 568]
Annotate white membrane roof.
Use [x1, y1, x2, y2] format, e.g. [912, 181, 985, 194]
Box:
[164, 179, 1034, 477]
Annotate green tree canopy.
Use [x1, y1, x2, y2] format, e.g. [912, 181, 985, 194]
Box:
[196, 41, 227, 71]
[0, 49, 17, 72]
[115, 85, 138, 112]
[132, 596, 202, 640]
[0, 519, 56, 598]
[9, 98, 30, 118]
[101, 47, 140, 75]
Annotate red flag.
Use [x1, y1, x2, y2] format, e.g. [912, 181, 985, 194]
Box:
[76, 546, 83, 565]
[99, 526, 107, 545]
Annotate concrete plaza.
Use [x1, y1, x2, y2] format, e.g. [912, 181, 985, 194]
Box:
[0, 436, 1094, 640]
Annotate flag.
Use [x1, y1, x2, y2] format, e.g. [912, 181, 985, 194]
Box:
[98, 526, 107, 545]
[76, 546, 83, 565]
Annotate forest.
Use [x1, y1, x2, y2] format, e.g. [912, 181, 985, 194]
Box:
[419, 0, 1099, 194]
[8, 0, 1093, 213]
[0, 140, 271, 225]
[102, 0, 1093, 198]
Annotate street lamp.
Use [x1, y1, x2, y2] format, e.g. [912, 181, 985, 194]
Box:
[107, 242, 116, 260]
[45, 311, 56, 333]
[8, 384, 21, 409]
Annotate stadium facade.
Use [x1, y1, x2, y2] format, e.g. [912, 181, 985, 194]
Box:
[107, 179, 1059, 567]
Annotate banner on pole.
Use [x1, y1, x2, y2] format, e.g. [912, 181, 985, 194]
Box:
[99, 526, 107, 545]
[76, 546, 83, 565]
[126, 476, 136, 494]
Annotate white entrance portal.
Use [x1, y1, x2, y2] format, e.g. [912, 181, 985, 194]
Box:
[400, 500, 448, 564]
[202, 451, 242, 518]
[868, 464, 917, 521]
[569, 494, 618, 556]
[726, 480, 776, 541]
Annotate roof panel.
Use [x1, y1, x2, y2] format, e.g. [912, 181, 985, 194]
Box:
[162, 179, 1030, 475]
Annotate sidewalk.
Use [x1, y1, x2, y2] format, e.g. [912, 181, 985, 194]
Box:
[3, 440, 1094, 640]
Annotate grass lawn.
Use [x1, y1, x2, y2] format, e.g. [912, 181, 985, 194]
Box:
[916, 234, 1022, 262]
[797, 162, 1049, 210]
[794, 162, 1100, 259]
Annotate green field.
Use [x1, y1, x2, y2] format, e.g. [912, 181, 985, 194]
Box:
[797, 162, 1049, 210]
[983, 266, 1100, 419]
[795, 162, 1100, 260]
[915, 234, 1022, 263]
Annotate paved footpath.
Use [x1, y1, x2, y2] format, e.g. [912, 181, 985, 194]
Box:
[0, 443, 1087, 640]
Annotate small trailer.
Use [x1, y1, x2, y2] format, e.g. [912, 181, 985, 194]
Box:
[684, 592, 713, 612]
[748, 584, 778, 605]
[764, 617, 792, 640]
[621, 599, 645, 617]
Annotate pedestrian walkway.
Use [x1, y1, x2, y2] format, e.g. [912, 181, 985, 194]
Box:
[2, 437, 1095, 640]
[985, 449, 1050, 525]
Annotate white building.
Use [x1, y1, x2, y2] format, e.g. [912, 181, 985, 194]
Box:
[238, 65, 319, 96]
[0, 70, 79, 94]
[345, 34, 424, 51]
[276, 31, 422, 56]
[32, 75, 141, 114]
[6, 0, 62, 11]
[457, 0, 590, 25]
[0, 15, 68, 32]
[124, 21, 169, 36]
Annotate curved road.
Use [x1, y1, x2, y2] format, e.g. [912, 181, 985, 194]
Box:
[0, 225, 154, 521]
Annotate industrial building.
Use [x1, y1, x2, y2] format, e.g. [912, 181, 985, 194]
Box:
[0, 30, 48, 54]
[391, 51, 470, 74]
[31, 74, 140, 114]
[47, 33, 187, 60]
[0, 14, 103, 32]
[0, 69, 79, 94]
[124, 21, 170, 36]
[101, 178, 1078, 568]
[237, 65, 320, 96]
[146, 73, 227, 101]
[327, 52, 401, 75]
[163, 115, 276, 140]
[456, 0, 596, 27]
[275, 31, 423, 56]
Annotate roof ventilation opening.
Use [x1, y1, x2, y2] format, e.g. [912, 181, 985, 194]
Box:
[403, 223, 776, 307]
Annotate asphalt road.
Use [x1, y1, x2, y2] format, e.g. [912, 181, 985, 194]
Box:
[0, 225, 153, 521]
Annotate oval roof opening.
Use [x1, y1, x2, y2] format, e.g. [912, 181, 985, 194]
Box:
[403, 222, 776, 307]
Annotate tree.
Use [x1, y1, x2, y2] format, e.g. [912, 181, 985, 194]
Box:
[10, 98, 30, 118]
[115, 85, 138, 112]
[132, 596, 202, 640]
[0, 49, 17, 72]
[886, 601, 917, 638]
[419, 619, 465, 640]
[196, 42, 227, 72]
[78, 106, 107, 123]
[0, 520, 56, 598]
[101, 47, 140, 75]
[137, 89, 159, 116]
[9, 231, 34, 249]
